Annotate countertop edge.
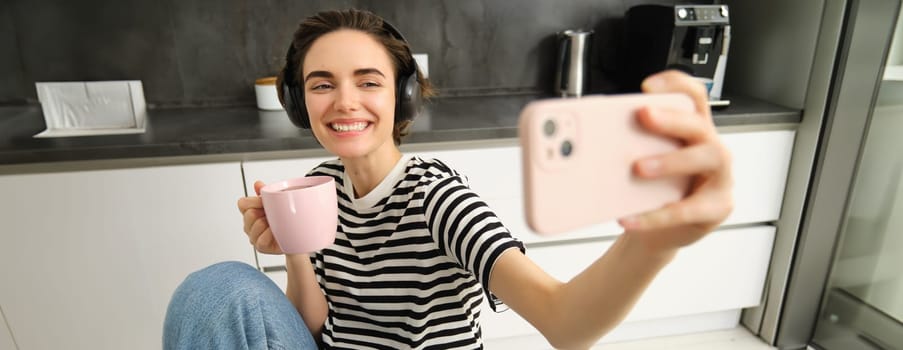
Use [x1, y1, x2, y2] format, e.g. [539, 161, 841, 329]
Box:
[0, 94, 802, 171]
[0, 118, 800, 175]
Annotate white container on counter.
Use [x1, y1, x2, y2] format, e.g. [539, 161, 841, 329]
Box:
[255, 77, 284, 111]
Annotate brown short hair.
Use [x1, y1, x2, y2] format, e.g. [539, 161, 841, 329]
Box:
[277, 9, 435, 145]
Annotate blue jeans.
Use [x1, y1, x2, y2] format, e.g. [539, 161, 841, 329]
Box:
[163, 261, 319, 350]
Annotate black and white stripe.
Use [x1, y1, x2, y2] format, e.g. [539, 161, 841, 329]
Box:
[307, 156, 524, 349]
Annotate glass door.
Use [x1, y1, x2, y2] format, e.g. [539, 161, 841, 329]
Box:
[810, 1, 903, 348]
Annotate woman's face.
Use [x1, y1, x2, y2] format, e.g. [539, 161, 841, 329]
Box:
[301, 29, 398, 161]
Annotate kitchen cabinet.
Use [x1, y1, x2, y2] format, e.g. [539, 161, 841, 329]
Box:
[0, 162, 254, 350]
[721, 130, 795, 225]
[242, 129, 794, 346]
[481, 225, 775, 348]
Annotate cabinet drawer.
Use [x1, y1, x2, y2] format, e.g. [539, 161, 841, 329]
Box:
[721, 129, 795, 226]
[480, 225, 776, 342]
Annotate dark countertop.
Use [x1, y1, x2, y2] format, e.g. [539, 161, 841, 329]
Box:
[0, 94, 800, 167]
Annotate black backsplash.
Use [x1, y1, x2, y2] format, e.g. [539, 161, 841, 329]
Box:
[0, 0, 707, 107]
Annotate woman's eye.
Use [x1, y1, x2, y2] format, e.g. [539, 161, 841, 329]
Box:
[361, 81, 381, 88]
[311, 83, 333, 91]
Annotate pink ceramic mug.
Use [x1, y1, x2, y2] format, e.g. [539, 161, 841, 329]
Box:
[260, 176, 337, 254]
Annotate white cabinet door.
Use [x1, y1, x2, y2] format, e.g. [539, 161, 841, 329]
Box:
[721, 129, 796, 226]
[0, 162, 255, 350]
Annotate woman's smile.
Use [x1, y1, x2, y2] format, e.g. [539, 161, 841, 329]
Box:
[328, 120, 372, 134]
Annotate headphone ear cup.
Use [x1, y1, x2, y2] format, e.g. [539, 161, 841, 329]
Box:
[283, 82, 311, 129]
[396, 72, 421, 123]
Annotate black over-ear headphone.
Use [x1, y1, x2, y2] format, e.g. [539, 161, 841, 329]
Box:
[281, 20, 422, 129]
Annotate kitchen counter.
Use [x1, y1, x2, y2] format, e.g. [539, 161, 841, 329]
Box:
[0, 94, 799, 167]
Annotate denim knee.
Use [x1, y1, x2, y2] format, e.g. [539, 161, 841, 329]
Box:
[175, 261, 280, 304]
[185, 261, 261, 286]
[164, 261, 316, 350]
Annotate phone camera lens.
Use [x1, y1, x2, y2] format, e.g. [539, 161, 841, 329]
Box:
[543, 119, 556, 137]
[561, 140, 573, 157]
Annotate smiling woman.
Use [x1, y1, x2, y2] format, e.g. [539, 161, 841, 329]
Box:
[164, 8, 734, 350]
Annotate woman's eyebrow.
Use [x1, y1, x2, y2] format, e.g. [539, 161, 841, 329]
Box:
[304, 71, 333, 82]
[354, 68, 385, 77]
[304, 68, 385, 83]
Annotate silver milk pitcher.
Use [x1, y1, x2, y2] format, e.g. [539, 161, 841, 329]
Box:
[554, 30, 593, 97]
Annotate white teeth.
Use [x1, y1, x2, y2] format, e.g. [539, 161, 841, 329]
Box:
[330, 122, 368, 132]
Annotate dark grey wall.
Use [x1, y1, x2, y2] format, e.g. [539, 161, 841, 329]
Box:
[0, 0, 704, 107]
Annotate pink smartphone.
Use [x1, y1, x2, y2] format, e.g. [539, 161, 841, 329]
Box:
[519, 93, 694, 235]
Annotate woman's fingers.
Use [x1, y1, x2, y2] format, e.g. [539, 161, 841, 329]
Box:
[247, 216, 281, 254]
[255, 228, 278, 253]
[237, 196, 263, 212]
[238, 180, 277, 253]
[633, 103, 732, 181]
[239, 196, 264, 232]
[635, 143, 729, 178]
[641, 70, 711, 118]
[619, 187, 733, 233]
[636, 106, 714, 144]
[249, 216, 269, 242]
[254, 180, 266, 196]
[243, 208, 265, 234]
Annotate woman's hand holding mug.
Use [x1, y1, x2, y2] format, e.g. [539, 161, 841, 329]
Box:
[238, 180, 284, 254]
[239, 177, 338, 255]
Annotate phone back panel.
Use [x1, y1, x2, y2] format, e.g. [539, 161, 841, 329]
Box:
[519, 93, 694, 235]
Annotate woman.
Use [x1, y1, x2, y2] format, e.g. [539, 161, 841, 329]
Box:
[164, 8, 733, 350]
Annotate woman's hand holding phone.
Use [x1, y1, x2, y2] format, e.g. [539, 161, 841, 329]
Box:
[619, 70, 734, 253]
[520, 69, 733, 250]
[237, 180, 284, 254]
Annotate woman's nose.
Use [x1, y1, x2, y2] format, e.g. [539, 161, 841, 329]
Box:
[333, 85, 360, 112]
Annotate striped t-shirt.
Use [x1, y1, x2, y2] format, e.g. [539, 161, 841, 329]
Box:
[308, 155, 525, 349]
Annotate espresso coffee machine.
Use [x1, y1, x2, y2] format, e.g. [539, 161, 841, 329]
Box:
[620, 4, 731, 107]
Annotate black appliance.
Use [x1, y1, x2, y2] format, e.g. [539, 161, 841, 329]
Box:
[620, 4, 731, 107]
